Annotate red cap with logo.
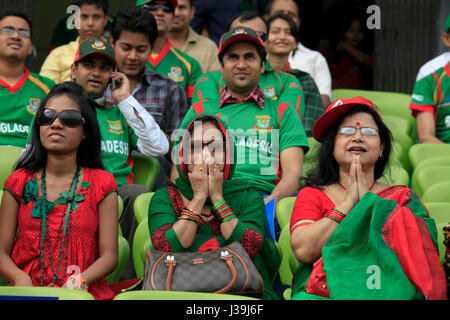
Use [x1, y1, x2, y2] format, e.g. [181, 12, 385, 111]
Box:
[312, 96, 381, 142]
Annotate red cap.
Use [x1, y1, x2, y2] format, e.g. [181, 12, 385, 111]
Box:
[312, 96, 381, 142]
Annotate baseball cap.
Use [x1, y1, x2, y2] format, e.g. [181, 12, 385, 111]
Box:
[136, 0, 178, 8]
[218, 26, 265, 56]
[74, 38, 117, 67]
[445, 13, 450, 33]
[312, 97, 382, 142]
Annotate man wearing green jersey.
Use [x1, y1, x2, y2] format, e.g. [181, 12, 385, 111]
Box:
[71, 38, 168, 278]
[136, 0, 203, 103]
[0, 10, 55, 148]
[178, 27, 308, 243]
[191, 11, 307, 121]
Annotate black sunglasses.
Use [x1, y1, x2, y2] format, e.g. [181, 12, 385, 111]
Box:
[37, 109, 85, 128]
[257, 31, 268, 42]
[143, 3, 174, 13]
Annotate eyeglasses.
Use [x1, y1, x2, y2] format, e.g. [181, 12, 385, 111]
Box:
[143, 3, 174, 13]
[37, 109, 85, 128]
[257, 31, 268, 42]
[0, 26, 30, 38]
[339, 126, 378, 136]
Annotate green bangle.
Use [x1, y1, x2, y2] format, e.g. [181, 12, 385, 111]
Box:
[212, 200, 227, 211]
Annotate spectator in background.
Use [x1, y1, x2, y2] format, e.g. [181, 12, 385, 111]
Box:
[189, 0, 242, 46]
[0, 10, 54, 148]
[322, 14, 373, 90]
[168, 0, 220, 73]
[105, 6, 188, 191]
[416, 13, 450, 81]
[137, 0, 202, 103]
[266, 13, 324, 136]
[265, 0, 332, 107]
[40, 0, 109, 84]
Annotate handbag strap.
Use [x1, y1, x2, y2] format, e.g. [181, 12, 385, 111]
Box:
[214, 251, 237, 294]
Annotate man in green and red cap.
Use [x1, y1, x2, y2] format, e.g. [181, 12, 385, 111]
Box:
[71, 38, 169, 275]
[178, 26, 309, 241]
[136, 0, 203, 103]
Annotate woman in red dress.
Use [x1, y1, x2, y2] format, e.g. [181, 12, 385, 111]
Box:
[0, 82, 118, 300]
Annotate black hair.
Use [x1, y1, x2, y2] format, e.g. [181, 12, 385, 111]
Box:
[226, 11, 269, 33]
[72, 0, 109, 15]
[0, 9, 33, 38]
[267, 12, 300, 43]
[265, 0, 301, 19]
[111, 6, 158, 47]
[16, 82, 103, 172]
[218, 41, 267, 67]
[303, 105, 392, 188]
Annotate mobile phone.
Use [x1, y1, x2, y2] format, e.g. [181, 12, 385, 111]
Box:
[111, 67, 119, 90]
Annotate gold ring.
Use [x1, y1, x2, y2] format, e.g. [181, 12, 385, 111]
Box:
[198, 167, 203, 171]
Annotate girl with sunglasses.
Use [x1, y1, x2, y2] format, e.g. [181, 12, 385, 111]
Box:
[289, 97, 447, 300]
[0, 82, 119, 300]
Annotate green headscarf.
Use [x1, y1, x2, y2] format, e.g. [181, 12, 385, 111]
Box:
[173, 113, 251, 201]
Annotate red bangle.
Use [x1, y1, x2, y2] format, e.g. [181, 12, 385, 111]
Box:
[325, 209, 346, 224]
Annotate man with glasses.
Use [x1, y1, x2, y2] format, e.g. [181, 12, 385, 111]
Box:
[136, 0, 203, 103]
[0, 10, 55, 148]
[191, 11, 306, 121]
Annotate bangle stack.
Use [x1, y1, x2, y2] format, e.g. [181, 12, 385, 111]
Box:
[325, 208, 347, 224]
[211, 200, 236, 224]
[179, 208, 202, 225]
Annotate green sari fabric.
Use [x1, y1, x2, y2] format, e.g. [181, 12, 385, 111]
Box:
[148, 114, 280, 300]
[292, 188, 447, 300]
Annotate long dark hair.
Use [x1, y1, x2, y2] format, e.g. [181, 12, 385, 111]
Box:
[303, 105, 392, 188]
[17, 82, 103, 171]
[267, 12, 300, 43]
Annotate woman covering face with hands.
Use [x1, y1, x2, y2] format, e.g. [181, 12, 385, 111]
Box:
[148, 114, 280, 300]
[289, 97, 447, 300]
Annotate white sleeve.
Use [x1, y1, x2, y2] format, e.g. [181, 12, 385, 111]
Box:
[116, 95, 169, 157]
[313, 54, 332, 98]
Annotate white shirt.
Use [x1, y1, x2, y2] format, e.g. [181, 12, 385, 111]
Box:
[416, 52, 450, 81]
[115, 95, 169, 157]
[289, 41, 332, 98]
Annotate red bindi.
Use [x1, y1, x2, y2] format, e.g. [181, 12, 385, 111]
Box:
[356, 122, 361, 126]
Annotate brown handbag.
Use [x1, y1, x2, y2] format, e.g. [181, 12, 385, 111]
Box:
[142, 242, 264, 298]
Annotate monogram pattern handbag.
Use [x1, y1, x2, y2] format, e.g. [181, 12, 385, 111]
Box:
[142, 242, 264, 298]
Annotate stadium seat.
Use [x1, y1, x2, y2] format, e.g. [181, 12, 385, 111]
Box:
[304, 137, 320, 162]
[412, 166, 450, 197]
[132, 154, 160, 191]
[409, 143, 450, 169]
[106, 235, 130, 284]
[114, 290, 258, 300]
[277, 224, 295, 288]
[423, 202, 450, 224]
[132, 218, 154, 278]
[383, 114, 412, 135]
[421, 180, 450, 203]
[134, 192, 155, 225]
[0, 286, 95, 300]
[0, 146, 23, 189]
[275, 197, 295, 229]
[378, 165, 410, 186]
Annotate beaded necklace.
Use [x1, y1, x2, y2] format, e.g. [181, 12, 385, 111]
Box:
[38, 166, 80, 287]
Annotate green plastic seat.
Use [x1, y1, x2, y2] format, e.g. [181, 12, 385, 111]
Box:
[0, 286, 95, 300]
[421, 180, 450, 203]
[0, 146, 23, 189]
[105, 235, 130, 284]
[378, 165, 410, 186]
[277, 224, 295, 288]
[383, 114, 412, 135]
[114, 290, 258, 300]
[304, 137, 320, 162]
[132, 154, 160, 191]
[132, 218, 154, 278]
[409, 143, 450, 169]
[133, 192, 155, 225]
[275, 197, 296, 230]
[423, 202, 450, 224]
[413, 166, 450, 198]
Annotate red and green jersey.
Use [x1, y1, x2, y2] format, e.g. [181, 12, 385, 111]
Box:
[181, 89, 309, 193]
[0, 68, 54, 148]
[95, 100, 139, 187]
[146, 41, 203, 100]
[192, 61, 306, 119]
[409, 63, 450, 143]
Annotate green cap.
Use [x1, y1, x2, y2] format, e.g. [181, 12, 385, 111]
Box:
[74, 38, 116, 66]
[218, 26, 265, 55]
[136, 0, 177, 7]
[446, 13, 450, 33]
